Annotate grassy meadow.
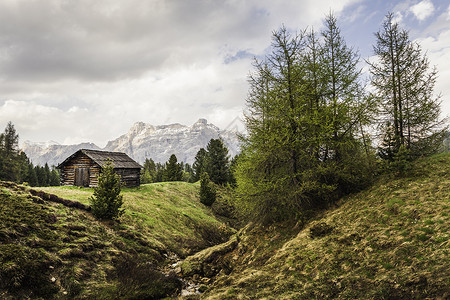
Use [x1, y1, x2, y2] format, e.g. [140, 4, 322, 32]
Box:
[182, 153, 450, 299]
[0, 181, 234, 299]
[1, 154, 449, 299]
[39, 181, 235, 256]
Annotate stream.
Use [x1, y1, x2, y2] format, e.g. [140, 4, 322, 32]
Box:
[163, 253, 204, 297]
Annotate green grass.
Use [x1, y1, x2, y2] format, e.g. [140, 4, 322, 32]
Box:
[39, 181, 235, 256]
[0, 180, 234, 299]
[189, 153, 450, 299]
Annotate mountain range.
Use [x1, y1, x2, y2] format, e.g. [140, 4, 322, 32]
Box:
[22, 119, 241, 167]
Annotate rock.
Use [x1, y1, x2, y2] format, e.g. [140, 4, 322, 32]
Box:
[23, 119, 241, 166]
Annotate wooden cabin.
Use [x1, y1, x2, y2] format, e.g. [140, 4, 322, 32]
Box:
[57, 149, 142, 187]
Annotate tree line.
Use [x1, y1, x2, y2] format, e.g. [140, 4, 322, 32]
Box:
[0, 122, 60, 186]
[140, 138, 235, 185]
[139, 138, 235, 206]
[234, 13, 448, 223]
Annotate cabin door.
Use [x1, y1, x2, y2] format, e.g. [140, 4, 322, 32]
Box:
[75, 167, 90, 187]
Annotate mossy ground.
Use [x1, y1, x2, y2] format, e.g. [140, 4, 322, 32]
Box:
[186, 153, 450, 299]
[0, 181, 234, 299]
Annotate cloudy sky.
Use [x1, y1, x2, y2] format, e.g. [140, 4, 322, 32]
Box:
[0, 0, 449, 147]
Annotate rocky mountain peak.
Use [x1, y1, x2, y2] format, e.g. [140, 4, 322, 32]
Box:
[22, 119, 241, 166]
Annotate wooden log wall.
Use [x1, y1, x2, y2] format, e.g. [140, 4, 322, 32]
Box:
[60, 152, 141, 187]
[114, 168, 141, 187]
[60, 152, 101, 187]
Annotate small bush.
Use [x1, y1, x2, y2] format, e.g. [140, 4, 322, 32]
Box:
[200, 172, 216, 206]
[90, 161, 124, 220]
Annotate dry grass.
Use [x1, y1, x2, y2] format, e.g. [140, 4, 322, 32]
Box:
[197, 153, 450, 299]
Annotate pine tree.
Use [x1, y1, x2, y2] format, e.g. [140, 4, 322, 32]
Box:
[90, 161, 124, 220]
[49, 168, 60, 186]
[0, 122, 21, 181]
[141, 158, 157, 184]
[164, 154, 182, 181]
[154, 162, 165, 182]
[369, 13, 448, 161]
[182, 162, 195, 182]
[199, 172, 216, 206]
[35, 166, 48, 187]
[206, 139, 230, 185]
[192, 148, 208, 182]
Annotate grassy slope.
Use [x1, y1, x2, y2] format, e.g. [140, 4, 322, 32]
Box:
[39, 182, 235, 256]
[185, 153, 450, 299]
[0, 181, 233, 299]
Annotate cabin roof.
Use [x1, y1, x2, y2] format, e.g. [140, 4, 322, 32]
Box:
[57, 149, 143, 169]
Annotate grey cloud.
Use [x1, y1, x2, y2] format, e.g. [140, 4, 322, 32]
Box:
[0, 0, 272, 84]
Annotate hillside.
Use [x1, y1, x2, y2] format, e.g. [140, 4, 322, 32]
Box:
[0, 181, 234, 299]
[180, 153, 450, 299]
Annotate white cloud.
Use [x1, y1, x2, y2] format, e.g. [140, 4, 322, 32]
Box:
[417, 29, 450, 119]
[0, 100, 92, 145]
[393, 11, 404, 24]
[410, 0, 435, 21]
[0, 0, 371, 146]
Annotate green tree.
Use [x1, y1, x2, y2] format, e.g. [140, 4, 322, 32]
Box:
[90, 161, 124, 220]
[235, 17, 373, 223]
[35, 166, 47, 187]
[206, 139, 230, 185]
[0, 122, 21, 181]
[26, 163, 38, 186]
[164, 154, 183, 181]
[49, 168, 60, 186]
[192, 148, 208, 182]
[182, 162, 195, 182]
[154, 162, 165, 182]
[141, 169, 152, 184]
[141, 158, 157, 184]
[369, 13, 448, 161]
[199, 172, 216, 206]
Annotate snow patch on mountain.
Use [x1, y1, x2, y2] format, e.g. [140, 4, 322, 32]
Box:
[22, 119, 241, 166]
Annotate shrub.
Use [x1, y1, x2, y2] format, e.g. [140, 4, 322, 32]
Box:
[90, 161, 124, 220]
[200, 172, 216, 206]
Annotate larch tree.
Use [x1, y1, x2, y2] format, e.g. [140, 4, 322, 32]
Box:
[235, 16, 374, 223]
[369, 13, 448, 161]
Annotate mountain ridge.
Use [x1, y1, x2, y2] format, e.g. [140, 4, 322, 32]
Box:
[22, 119, 241, 166]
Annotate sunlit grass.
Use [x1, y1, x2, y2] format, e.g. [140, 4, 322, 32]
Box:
[38, 181, 234, 256]
[200, 153, 450, 299]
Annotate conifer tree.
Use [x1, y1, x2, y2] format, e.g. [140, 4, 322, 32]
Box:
[369, 13, 448, 160]
[192, 148, 208, 182]
[27, 163, 38, 186]
[0, 122, 21, 181]
[235, 17, 373, 223]
[164, 154, 183, 181]
[49, 168, 60, 186]
[199, 172, 216, 206]
[206, 139, 230, 185]
[90, 161, 124, 220]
